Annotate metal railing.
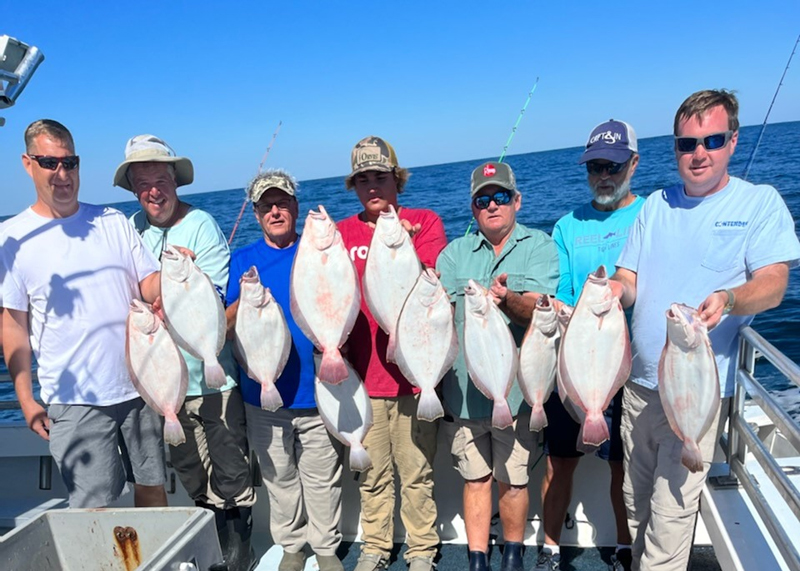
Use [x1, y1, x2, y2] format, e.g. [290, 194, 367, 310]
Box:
[723, 326, 800, 570]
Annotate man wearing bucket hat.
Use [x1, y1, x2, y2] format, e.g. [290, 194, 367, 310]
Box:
[337, 136, 447, 571]
[225, 169, 345, 571]
[436, 162, 559, 571]
[537, 120, 641, 571]
[114, 134, 256, 571]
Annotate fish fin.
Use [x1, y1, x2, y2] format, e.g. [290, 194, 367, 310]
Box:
[204, 360, 227, 389]
[681, 440, 704, 473]
[318, 349, 348, 384]
[416, 389, 444, 422]
[529, 404, 548, 432]
[386, 333, 397, 364]
[491, 399, 514, 429]
[164, 414, 186, 446]
[349, 441, 373, 472]
[580, 412, 610, 447]
[260, 382, 284, 412]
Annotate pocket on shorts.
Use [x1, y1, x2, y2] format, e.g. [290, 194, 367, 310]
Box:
[701, 229, 746, 272]
[47, 403, 69, 423]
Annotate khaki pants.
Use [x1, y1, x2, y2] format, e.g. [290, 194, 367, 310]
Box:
[169, 388, 255, 509]
[622, 382, 729, 571]
[359, 395, 439, 561]
[246, 404, 343, 556]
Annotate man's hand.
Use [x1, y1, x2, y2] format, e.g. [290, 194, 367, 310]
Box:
[174, 246, 196, 260]
[699, 290, 728, 331]
[401, 219, 422, 238]
[22, 400, 50, 441]
[490, 273, 509, 306]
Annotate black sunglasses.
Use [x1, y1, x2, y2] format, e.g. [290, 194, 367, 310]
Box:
[675, 131, 733, 154]
[472, 189, 513, 210]
[27, 154, 80, 171]
[586, 160, 628, 176]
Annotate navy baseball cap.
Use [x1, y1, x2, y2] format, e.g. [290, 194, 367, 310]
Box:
[578, 120, 638, 164]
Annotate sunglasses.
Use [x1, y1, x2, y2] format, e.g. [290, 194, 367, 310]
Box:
[472, 189, 514, 210]
[27, 154, 80, 171]
[675, 131, 733, 154]
[586, 160, 628, 176]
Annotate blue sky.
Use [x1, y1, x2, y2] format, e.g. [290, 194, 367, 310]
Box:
[1, 1, 799, 216]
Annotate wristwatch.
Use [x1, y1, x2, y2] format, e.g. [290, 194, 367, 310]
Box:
[719, 289, 735, 315]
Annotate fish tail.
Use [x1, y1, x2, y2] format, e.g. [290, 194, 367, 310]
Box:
[529, 404, 548, 432]
[416, 389, 444, 422]
[349, 441, 372, 472]
[260, 382, 284, 412]
[491, 399, 514, 429]
[681, 440, 704, 473]
[164, 415, 186, 446]
[386, 335, 397, 364]
[580, 412, 610, 446]
[318, 349, 348, 384]
[204, 361, 227, 389]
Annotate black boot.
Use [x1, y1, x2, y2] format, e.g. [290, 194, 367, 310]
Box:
[204, 504, 256, 571]
[500, 542, 524, 571]
[469, 550, 492, 571]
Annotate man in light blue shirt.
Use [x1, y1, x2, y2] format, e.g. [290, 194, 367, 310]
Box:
[114, 135, 256, 571]
[612, 90, 800, 571]
[539, 120, 642, 571]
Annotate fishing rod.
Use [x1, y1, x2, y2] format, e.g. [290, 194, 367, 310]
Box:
[227, 120, 283, 245]
[465, 78, 540, 236]
[742, 34, 799, 181]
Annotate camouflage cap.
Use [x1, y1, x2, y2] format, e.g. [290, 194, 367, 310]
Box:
[346, 136, 400, 183]
[470, 162, 517, 197]
[246, 169, 298, 203]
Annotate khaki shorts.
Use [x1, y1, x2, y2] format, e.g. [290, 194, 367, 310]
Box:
[443, 413, 534, 486]
[48, 398, 166, 508]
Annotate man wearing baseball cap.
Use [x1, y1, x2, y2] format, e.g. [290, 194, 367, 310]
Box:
[437, 162, 559, 571]
[536, 120, 641, 571]
[338, 136, 447, 571]
[115, 135, 256, 571]
[225, 170, 345, 571]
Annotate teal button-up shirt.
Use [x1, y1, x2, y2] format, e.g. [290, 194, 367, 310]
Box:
[436, 223, 559, 420]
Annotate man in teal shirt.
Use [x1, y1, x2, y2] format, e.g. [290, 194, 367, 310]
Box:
[538, 120, 643, 571]
[437, 162, 558, 571]
[114, 135, 255, 571]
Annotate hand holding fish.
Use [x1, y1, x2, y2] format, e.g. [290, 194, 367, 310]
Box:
[150, 296, 166, 321]
[490, 273, 509, 305]
[698, 290, 728, 331]
[400, 219, 422, 238]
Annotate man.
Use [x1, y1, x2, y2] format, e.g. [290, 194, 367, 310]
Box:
[113, 134, 256, 570]
[611, 89, 800, 570]
[437, 162, 559, 571]
[225, 170, 345, 571]
[338, 136, 447, 571]
[2, 119, 167, 509]
[541, 120, 641, 571]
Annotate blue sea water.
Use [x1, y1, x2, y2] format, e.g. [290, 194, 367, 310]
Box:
[2, 121, 799, 418]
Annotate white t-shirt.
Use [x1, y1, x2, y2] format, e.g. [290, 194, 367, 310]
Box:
[1, 203, 159, 405]
[617, 177, 800, 397]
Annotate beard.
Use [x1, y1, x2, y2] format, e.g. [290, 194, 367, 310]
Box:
[591, 178, 631, 206]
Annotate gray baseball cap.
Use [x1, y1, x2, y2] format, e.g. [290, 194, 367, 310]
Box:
[470, 162, 517, 197]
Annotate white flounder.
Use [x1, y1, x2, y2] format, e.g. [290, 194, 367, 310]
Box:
[518, 296, 560, 431]
[125, 300, 188, 446]
[395, 268, 458, 421]
[234, 267, 291, 411]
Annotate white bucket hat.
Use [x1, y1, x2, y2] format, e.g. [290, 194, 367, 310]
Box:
[113, 134, 194, 191]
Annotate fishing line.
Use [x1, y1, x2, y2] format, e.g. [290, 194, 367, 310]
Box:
[228, 120, 283, 245]
[742, 34, 799, 181]
[465, 78, 540, 236]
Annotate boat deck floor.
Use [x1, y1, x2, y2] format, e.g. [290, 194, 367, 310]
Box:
[256, 543, 722, 570]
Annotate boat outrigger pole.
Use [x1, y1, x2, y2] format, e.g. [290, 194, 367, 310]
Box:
[742, 34, 799, 181]
[228, 120, 283, 245]
[465, 78, 540, 236]
[0, 35, 45, 127]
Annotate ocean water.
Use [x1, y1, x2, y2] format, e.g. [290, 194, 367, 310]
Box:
[2, 121, 799, 418]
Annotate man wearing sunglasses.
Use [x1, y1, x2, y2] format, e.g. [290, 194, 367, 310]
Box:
[114, 134, 256, 571]
[437, 162, 559, 571]
[2, 119, 167, 510]
[611, 90, 800, 570]
[537, 120, 642, 571]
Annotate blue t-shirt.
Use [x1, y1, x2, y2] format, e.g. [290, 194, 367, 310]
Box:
[227, 238, 317, 409]
[617, 177, 800, 397]
[552, 195, 644, 306]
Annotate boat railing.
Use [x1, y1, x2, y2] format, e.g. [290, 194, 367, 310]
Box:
[0, 371, 42, 411]
[720, 325, 800, 570]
